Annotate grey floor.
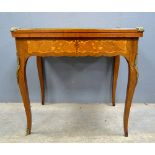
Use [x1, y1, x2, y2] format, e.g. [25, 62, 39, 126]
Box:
[0, 103, 155, 143]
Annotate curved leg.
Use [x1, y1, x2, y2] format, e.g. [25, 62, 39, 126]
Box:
[36, 56, 45, 105]
[17, 55, 32, 135]
[124, 60, 138, 137]
[112, 56, 120, 106]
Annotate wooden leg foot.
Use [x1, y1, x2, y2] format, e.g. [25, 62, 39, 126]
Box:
[124, 132, 128, 137]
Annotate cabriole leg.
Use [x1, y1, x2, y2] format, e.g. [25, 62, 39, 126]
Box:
[124, 59, 138, 137]
[112, 56, 120, 106]
[17, 55, 32, 135]
[36, 56, 45, 105]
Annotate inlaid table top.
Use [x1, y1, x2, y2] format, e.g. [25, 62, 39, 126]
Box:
[11, 27, 144, 38]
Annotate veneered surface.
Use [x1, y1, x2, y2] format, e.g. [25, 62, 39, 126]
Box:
[11, 28, 143, 38]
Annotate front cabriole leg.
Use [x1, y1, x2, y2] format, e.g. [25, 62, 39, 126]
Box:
[123, 39, 138, 137]
[17, 54, 32, 135]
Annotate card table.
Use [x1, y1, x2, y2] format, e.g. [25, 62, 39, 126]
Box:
[11, 27, 144, 136]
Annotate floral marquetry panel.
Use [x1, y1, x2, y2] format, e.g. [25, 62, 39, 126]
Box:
[27, 39, 76, 56]
[77, 40, 128, 56]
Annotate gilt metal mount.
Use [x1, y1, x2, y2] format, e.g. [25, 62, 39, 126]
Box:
[16, 54, 20, 85]
[136, 27, 144, 32]
[10, 27, 20, 32]
[26, 128, 31, 136]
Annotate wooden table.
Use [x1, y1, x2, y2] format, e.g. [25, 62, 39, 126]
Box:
[11, 28, 144, 137]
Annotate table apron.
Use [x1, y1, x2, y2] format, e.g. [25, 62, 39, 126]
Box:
[24, 39, 133, 57]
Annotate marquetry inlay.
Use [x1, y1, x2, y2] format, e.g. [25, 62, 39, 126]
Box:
[27, 40, 76, 56]
[27, 39, 129, 57]
[77, 40, 128, 56]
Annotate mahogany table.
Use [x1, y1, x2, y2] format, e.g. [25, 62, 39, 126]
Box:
[11, 27, 144, 136]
